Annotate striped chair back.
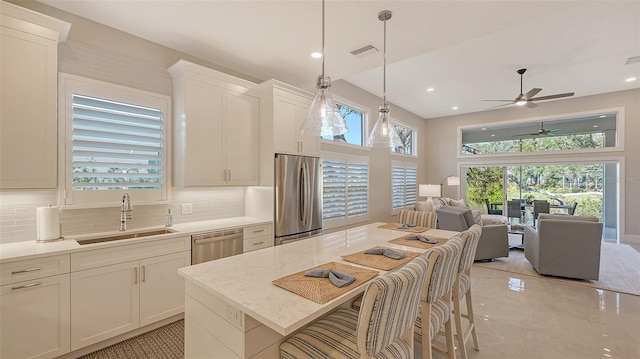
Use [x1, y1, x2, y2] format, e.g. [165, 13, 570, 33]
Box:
[356, 255, 428, 356]
[398, 209, 437, 228]
[458, 224, 482, 274]
[420, 236, 463, 304]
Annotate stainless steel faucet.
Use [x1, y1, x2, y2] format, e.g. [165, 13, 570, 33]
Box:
[120, 193, 133, 231]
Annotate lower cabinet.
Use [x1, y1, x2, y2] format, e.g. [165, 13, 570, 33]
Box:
[1, 274, 71, 359]
[70, 251, 190, 350]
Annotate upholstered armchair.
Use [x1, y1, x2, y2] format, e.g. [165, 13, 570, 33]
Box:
[524, 213, 603, 280]
[436, 206, 509, 261]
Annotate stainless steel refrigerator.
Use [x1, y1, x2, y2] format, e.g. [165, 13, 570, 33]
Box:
[274, 153, 322, 245]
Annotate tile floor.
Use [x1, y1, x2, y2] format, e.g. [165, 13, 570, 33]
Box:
[420, 256, 640, 359]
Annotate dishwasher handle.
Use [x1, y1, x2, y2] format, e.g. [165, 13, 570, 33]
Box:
[192, 229, 243, 245]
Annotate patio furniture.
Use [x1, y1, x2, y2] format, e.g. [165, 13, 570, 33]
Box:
[485, 198, 502, 215]
[507, 199, 524, 224]
[533, 200, 550, 226]
[524, 213, 603, 280]
[568, 202, 578, 215]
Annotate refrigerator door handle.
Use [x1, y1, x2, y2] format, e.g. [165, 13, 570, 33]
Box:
[299, 163, 306, 225]
[304, 162, 311, 228]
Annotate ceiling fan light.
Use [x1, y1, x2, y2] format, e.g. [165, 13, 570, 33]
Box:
[300, 75, 348, 136]
[515, 100, 527, 106]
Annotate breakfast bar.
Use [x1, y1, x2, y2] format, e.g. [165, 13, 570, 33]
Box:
[178, 222, 459, 359]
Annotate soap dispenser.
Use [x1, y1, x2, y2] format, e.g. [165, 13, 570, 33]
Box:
[165, 209, 173, 227]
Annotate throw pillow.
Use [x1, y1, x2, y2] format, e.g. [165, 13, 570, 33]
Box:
[415, 200, 433, 212]
[450, 198, 466, 208]
[471, 209, 482, 225]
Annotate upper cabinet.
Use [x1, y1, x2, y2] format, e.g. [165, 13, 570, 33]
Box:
[256, 80, 319, 157]
[169, 60, 260, 187]
[0, 2, 70, 188]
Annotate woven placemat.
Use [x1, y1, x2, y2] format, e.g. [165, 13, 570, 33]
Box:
[388, 234, 448, 249]
[342, 246, 420, 271]
[272, 262, 379, 304]
[377, 222, 430, 233]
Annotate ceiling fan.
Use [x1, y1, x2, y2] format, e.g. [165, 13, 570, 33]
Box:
[484, 68, 575, 109]
[514, 121, 561, 137]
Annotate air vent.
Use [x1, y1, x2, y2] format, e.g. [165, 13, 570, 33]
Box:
[625, 56, 640, 65]
[350, 44, 378, 58]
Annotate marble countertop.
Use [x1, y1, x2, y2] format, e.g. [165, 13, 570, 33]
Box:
[0, 216, 271, 263]
[178, 222, 459, 336]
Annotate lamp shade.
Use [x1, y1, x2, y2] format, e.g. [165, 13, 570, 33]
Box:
[300, 75, 349, 136]
[446, 176, 460, 186]
[419, 184, 441, 198]
[366, 104, 402, 148]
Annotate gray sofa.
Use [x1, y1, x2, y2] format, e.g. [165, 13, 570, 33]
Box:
[524, 213, 603, 280]
[436, 206, 509, 261]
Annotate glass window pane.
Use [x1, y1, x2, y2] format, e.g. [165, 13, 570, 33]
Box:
[321, 103, 363, 146]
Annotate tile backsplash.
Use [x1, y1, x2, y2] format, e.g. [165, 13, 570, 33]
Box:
[0, 188, 246, 244]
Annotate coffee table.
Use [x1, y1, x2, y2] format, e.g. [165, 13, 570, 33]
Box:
[508, 225, 526, 250]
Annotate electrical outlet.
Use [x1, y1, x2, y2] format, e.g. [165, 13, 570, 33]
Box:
[181, 203, 193, 215]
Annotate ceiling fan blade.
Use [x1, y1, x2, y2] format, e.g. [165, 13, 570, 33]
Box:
[482, 99, 515, 102]
[486, 102, 515, 110]
[525, 101, 538, 108]
[529, 92, 575, 101]
[523, 88, 542, 100]
[513, 132, 540, 137]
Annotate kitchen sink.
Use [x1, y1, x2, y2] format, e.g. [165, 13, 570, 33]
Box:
[75, 228, 176, 245]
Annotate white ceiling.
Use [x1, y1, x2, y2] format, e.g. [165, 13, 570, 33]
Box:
[39, 0, 640, 119]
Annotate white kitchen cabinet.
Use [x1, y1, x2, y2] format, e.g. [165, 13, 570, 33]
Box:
[0, 2, 69, 188]
[169, 60, 260, 187]
[139, 251, 191, 326]
[70, 260, 140, 350]
[70, 235, 191, 350]
[1, 273, 70, 359]
[258, 80, 318, 158]
[243, 223, 273, 252]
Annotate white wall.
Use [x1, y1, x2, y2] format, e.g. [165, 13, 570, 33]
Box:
[423, 89, 640, 243]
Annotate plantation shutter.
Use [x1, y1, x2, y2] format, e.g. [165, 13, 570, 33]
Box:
[392, 163, 417, 209]
[322, 156, 369, 221]
[71, 94, 164, 190]
[347, 161, 368, 216]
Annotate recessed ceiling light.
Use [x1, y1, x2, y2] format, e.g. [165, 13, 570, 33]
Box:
[593, 125, 599, 128]
[452, 106, 459, 110]
[427, 88, 435, 92]
[625, 77, 637, 82]
[599, 115, 606, 118]
[491, 134, 495, 137]
[481, 127, 487, 130]
[311, 52, 322, 59]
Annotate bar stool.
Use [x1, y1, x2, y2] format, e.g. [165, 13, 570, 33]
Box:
[414, 236, 464, 359]
[280, 255, 429, 359]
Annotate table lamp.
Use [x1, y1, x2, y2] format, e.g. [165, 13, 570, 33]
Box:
[419, 184, 441, 210]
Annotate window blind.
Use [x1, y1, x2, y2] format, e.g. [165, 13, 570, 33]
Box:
[322, 158, 369, 221]
[71, 94, 164, 190]
[392, 164, 417, 209]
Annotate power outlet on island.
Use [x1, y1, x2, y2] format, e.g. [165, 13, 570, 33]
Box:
[181, 203, 193, 215]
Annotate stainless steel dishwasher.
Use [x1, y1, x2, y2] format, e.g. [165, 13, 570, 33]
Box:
[191, 229, 243, 264]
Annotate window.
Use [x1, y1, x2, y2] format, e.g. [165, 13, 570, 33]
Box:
[59, 74, 170, 207]
[322, 153, 369, 228]
[391, 121, 417, 156]
[321, 103, 365, 146]
[460, 109, 622, 157]
[391, 161, 417, 210]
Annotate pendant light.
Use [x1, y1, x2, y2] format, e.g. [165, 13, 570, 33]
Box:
[299, 0, 349, 137]
[366, 10, 402, 148]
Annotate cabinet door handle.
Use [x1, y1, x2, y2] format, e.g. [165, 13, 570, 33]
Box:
[228, 170, 231, 182]
[142, 266, 146, 282]
[11, 267, 41, 274]
[252, 241, 264, 246]
[11, 282, 41, 290]
[134, 267, 138, 284]
[253, 229, 265, 233]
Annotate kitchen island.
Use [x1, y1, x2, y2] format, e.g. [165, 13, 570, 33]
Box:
[178, 222, 459, 359]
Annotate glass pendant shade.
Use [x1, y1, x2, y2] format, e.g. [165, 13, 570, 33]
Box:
[300, 75, 349, 136]
[366, 104, 402, 148]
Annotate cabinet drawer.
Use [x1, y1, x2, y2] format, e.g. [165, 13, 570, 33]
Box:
[243, 224, 272, 239]
[71, 236, 190, 272]
[1, 254, 70, 285]
[243, 236, 272, 252]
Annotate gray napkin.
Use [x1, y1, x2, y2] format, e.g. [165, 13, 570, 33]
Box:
[397, 223, 416, 229]
[406, 235, 438, 244]
[304, 269, 356, 288]
[364, 248, 407, 260]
